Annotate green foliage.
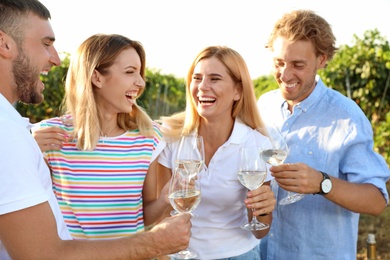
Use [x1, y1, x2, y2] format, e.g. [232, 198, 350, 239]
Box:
[319, 29, 390, 123]
[16, 52, 70, 123]
[253, 74, 278, 98]
[139, 69, 186, 119]
[373, 111, 390, 163]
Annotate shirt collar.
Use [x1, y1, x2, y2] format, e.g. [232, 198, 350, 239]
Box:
[0, 93, 32, 130]
[226, 119, 251, 145]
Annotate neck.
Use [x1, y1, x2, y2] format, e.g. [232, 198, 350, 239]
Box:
[100, 124, 119, 137]
[199, 118, 235, 166]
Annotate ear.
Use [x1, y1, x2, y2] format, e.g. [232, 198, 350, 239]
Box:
[0, 30, 15, 59]
[233, 83, 242, 101]
[91, 69, 103, 88]
[318, 54, 328, 69]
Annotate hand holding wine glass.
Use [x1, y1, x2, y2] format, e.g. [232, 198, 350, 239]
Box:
[262, 127, 304, 205]
[237, 146, 269, 231]
[168, 162, 201, 259]
[167, 134, 204, 259]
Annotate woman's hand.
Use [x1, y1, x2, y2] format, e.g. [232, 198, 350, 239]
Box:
[244, 182, 276, 217]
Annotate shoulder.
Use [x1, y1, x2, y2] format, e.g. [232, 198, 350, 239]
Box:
[324, 88, 370, 123]
[39, 117, 64, 127]
[234, 120, 271, 148]
[257, 89, 283, 111]
[258, 89, 280, 102]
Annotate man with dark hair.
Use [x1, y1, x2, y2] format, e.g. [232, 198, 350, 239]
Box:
[0, 1, 191, 259]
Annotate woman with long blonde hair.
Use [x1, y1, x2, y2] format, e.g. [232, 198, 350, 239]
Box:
[158, 46, 276, 259]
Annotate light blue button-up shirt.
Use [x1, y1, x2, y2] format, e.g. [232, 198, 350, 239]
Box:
[257, 77, 390, 260]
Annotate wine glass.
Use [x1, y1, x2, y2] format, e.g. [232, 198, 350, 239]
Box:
[175, 134, 205, 178]
[261, 127, 305, 205]
[237, 146, 269, 231]
[171, 134, 204, 216]
[168, 161, 201, 259]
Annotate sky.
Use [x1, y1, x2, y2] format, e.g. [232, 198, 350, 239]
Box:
[40, 0, 390, 79]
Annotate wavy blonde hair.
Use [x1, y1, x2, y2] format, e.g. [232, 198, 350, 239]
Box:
[160, 46, 266, 140]
[266, 9, 338, 61]
[62, 34, 154, 150]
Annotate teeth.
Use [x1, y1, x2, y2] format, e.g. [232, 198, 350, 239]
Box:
[286, 83, 298, 88]
[41, 71, 48, 75]
[199, 97, 216, 102]
[125, 92, 138, 98]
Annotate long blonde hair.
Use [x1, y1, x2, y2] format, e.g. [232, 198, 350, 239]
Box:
[160, 46, 266, 140]
[62, 34, 154, 150]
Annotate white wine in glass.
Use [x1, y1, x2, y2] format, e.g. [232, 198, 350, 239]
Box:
[262, 126, 304, 205]
[171, 134, 204, 217]
[168, 165, 201, 259]
[238, 147, 269, 231]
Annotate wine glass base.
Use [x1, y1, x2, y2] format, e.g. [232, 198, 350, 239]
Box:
[241, 222, 269, 231]
[168, 249, 197, 259]
[279, 193, 305, 205]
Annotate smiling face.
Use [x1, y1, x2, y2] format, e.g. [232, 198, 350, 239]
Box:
[190, 57, 241, 122]
[271, 36, 327, 109]
[12, 14, 60, 104]
[93, 47, 145, 115]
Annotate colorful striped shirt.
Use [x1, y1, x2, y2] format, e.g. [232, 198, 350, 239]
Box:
[38, 116, 164, 240]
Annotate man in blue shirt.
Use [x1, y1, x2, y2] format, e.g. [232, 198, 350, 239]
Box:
[257, 9, 390, 259]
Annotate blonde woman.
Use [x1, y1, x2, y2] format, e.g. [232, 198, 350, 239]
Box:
[158, 46, 276, 259]
[33, 34, 172, 240]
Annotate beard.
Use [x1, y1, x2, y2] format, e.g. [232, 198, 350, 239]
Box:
[12, 48, 43, 104]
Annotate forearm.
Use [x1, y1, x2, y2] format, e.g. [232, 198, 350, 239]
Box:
[325, 178, 387, 215]
[251, 212, 272, 239]
[143, 196, 172, 226]
[59, 232, 164, 260]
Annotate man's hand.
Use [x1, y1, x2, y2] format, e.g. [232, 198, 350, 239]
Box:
[149, 213, 192, 255]
[32, 126, 69, 152]
[270, 163, 323, 194]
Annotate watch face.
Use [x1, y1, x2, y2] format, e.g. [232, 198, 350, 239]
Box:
[322, 179, 332, 193]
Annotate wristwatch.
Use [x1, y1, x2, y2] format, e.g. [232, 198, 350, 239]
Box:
[317, 171, 332, 195]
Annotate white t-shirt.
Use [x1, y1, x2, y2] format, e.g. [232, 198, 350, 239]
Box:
[0, 94, 71, 260]
[159, 120, 273, 259]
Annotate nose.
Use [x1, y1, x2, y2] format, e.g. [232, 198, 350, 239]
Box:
[197, 78, 209, 91]
[49, 46, 61, 66]
[135, 73, 146, 88]
[279, 65, 292, 82]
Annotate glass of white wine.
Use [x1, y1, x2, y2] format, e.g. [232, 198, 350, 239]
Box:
[168, 163, 201, 259]
[261, 127, 304, 205]
[171, 134, 204, 217]
[237, 146, 269, 231]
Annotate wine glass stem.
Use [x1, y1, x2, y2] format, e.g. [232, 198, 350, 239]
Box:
[250, 208, 258, 225]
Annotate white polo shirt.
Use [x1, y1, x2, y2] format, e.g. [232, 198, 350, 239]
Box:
[0, 94, 71, 260]
[159, 119, 272, 259]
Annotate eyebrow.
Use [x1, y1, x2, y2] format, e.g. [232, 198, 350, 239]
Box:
[274, 58, 307, 63]
[193, 72, 223, 77]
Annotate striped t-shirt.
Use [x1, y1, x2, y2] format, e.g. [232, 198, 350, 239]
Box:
[39, 116, 164, 240]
